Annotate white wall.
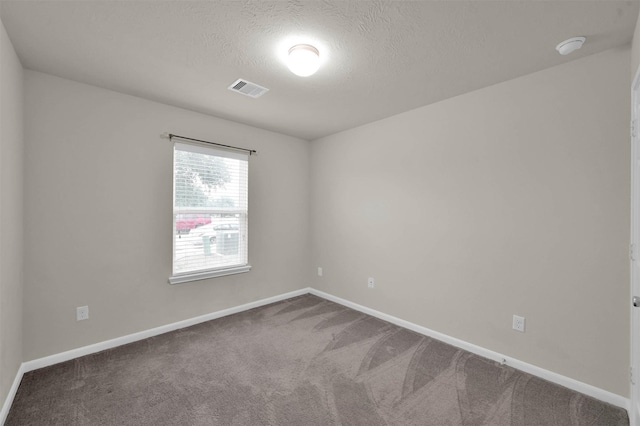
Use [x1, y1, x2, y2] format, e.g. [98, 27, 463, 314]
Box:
[310, 47, 631, 397]
[0, 18, 24, 408]
[633, 8, 640, 76]
[23, 71, 310, 361]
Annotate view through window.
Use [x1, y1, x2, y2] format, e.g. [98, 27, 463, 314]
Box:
[172, 142, 249, 281]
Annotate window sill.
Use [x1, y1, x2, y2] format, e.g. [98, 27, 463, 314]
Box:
[169, 265, 252, 284]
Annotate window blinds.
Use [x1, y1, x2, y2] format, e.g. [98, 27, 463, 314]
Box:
[172, 142, 249, 280]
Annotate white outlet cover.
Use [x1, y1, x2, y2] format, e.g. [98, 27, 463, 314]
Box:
[512, 315, 525, 332]
[77, 306, 89, 321]
[368, 277, 375, 288]
[317, 267, 323, 277]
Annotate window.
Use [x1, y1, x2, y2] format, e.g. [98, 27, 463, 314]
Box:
[169, 142, 250, 284]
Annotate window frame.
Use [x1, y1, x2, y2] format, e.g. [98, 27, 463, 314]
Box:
[169, 142, 251, 284]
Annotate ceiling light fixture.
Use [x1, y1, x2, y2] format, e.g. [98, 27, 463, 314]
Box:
[287, 44, 320, 77]
[555, 37, 585, 56]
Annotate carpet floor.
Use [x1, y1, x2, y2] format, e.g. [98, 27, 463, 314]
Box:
[6, 294, 628, 425]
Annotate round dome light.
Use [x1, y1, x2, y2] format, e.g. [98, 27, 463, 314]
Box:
[287, 44, 320, 77]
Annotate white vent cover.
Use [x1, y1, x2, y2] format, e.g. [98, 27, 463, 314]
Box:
[228, 79, 269, 98]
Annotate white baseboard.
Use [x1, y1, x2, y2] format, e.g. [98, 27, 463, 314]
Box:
[309, 288, 629, 411]
[3, 286, 627, 422]
[1, 363, 26, 426]
[21, 288, 310, 373]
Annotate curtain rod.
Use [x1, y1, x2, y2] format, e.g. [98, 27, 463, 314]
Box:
[164, 133, 257, 155]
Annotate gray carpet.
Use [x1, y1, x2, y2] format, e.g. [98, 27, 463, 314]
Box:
[6, 294, 628, 425]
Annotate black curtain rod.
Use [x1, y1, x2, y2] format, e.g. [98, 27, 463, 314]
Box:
[167, 133, 257, 155]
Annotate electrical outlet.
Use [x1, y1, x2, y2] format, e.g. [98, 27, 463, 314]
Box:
[368, 277, 375, 289]
[317, 267, 323, 277]
[77, 306, 89, 321]
[512, 315, 525, 332]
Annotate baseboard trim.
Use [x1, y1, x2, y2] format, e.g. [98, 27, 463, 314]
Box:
[22, 288, 310, 373]
[308, 288, 630, 411]
[9, 286, 628, 418]
[1, 362, 26, 425]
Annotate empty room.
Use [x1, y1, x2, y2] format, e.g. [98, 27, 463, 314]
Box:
[2, 1, 640, 425]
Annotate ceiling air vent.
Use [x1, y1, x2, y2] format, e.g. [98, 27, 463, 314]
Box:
[228, 79, 269, 98]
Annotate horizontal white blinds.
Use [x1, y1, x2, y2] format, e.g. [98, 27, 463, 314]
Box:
[174, 141, 249, 161]
[172, 142, 249, 277]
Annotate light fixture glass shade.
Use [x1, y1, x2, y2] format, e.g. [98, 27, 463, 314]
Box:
[287, 44, 320, 77]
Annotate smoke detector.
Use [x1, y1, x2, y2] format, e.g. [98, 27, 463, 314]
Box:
[555, 37, 585, 56]
[228, 79, 269, 98]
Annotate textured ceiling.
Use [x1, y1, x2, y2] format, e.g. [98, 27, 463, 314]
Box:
[1, 1, 639, 140]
